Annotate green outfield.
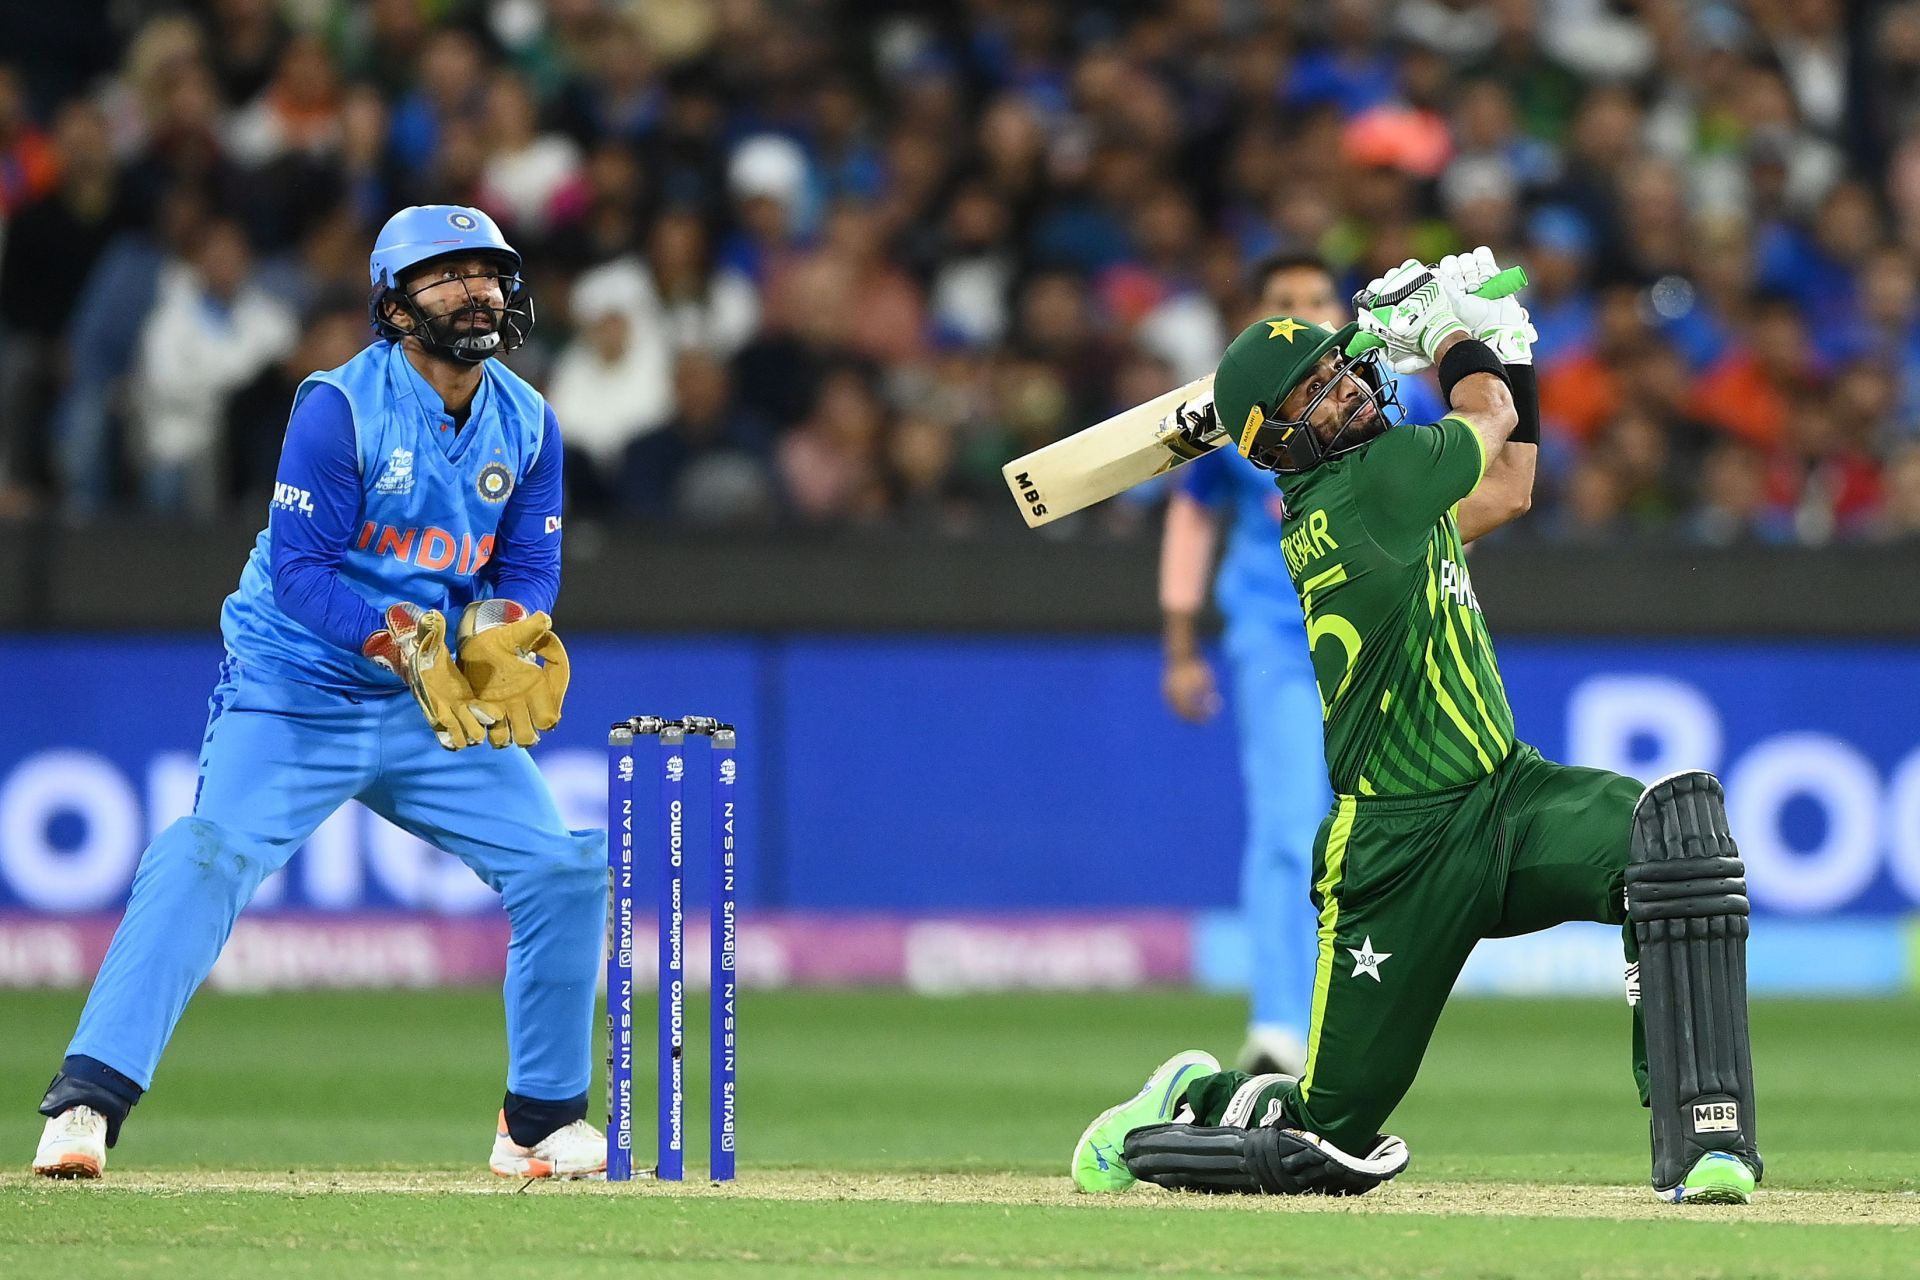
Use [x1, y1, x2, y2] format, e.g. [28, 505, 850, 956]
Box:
[3, 989, 1915, 1278]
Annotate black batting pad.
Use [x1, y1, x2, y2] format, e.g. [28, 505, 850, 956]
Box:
[1627, 771, 1763, 1194]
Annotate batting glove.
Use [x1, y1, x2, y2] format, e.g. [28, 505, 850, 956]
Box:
[1355, 259, 1467, 373]
[1159, 385, 1218, 444]
[1436, 247, 1536, 365]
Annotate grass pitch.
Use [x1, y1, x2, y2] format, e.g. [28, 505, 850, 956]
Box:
[2, 989, 1915, 1277]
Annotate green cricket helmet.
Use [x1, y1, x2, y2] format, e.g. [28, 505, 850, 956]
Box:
[1212, 316, 1404, 475]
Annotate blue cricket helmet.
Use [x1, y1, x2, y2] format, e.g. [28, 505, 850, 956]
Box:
[369, 204, 520, 287]
[367, 204, 535, 362]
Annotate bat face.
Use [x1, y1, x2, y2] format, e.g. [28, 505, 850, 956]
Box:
[1002, 374, 1222, 528]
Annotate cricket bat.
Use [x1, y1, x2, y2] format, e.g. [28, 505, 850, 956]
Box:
[1002, 266, 1528, 529]
[1002, 373, 1220, 528]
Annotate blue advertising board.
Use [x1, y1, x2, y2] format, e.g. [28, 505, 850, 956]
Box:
[2, 636, 1917, 919]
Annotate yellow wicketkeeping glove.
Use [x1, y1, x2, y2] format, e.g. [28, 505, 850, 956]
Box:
[455, 600, 571, 748]
[363, 603, 500, 750]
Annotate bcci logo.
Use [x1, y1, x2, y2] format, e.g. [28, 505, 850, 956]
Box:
[449, 211, 479, 231]
[667, 755, 685, 782]
[476, 462, 513, 503]
[719, 758, 737, 786]
[617, 754, 633, 782]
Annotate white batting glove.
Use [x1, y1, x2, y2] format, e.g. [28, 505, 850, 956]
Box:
[1159, 385, 1219, 442]
[1436, 246, 1536, 365]
[1354, 259, 1466, 374]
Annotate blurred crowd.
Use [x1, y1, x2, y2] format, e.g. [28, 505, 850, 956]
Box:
[3, 0, 1920, 544]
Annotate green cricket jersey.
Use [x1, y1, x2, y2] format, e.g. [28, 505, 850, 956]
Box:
[1275, 416, 1515, 796]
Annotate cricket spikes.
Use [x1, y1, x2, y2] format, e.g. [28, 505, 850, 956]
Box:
[32, 1106, 108, 1179]
[489, 1111, 607, 1179]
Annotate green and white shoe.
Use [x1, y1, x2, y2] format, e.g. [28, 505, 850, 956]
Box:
[1664, 1151, 1757, 1204]
[1070, 1049, 1220, 1193]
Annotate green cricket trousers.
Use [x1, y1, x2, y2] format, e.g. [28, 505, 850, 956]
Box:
[1187, 742, 1648, 1152]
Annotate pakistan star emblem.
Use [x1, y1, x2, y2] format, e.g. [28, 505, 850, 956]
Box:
[1348, 937, 1391, 981]
[1266, 318, 1308, 341]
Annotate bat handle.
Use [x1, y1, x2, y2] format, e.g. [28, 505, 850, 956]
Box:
[1345, 266, 1528, 356]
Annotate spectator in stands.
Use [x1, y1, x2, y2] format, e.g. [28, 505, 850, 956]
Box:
[0, 100, 132, 512]
[622, 348, 775, 525]
[644, 208, 758, 357]
[49, 186, 210, 517]
[226, 32, 342, 167]
[1540, 283, 1650, 448]
[1691, 440, 1793, 545]
[1604, 407, 1688, 532]
[389, 27, 485, 171]
[1855, 245, 1920, 435]
[477, 71, 585, 237]
[546, 259, 673, 513]
[132, 218, 295, 518]
[721, 133, 815, 286]
[0, 67, 59, 216]
[0, 0, 1909, 545]
[1690, 293, 1823, 451]
[1551, 453, 1629, 545]
[778, 362, 890, 524]
[204, 0, 286, 108]
[1872, 442, 1920, 540]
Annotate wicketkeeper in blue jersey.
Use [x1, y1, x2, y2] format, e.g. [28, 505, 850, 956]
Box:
[32, 206, 608, 1181]
[1159, 255, 1461, 1075]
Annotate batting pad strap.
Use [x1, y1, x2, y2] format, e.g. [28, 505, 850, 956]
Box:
[1625, 856, 1749, 921]
[1220, 1074, 1294, 1128]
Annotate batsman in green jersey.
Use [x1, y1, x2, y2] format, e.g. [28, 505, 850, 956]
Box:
[1071, 253, 1763, 1204]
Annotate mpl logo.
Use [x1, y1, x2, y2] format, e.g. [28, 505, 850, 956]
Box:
[272, 483, 315, 516]
[666, 755, 684, 783]
[617, 754, 633, 783]
[1691, 1101, 1740, 1134]
[719, 758, 737, 786]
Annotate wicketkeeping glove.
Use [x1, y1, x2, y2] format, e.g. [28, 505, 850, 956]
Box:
[455, 600, 571, 748]
[363, 603, 499, 750]
[1353, 258, 1468, 374]
[1435, 246, 1536, 364]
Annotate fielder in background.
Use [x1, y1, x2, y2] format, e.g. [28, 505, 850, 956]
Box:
[1158, 255, 1487, 1076]
[32, 205, 601, 1181]
[1077, 252, 1762, 1204]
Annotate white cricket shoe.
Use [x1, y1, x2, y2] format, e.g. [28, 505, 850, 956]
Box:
[32, 1106, 107, 1179]
[489, 1111, 607, 1179]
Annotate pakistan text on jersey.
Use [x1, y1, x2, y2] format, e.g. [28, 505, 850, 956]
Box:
[355, 523, 495, 574]
[1438, 558, 1481, 612]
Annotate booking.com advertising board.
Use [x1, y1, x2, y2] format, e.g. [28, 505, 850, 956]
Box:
[0, 635, 1915, 994]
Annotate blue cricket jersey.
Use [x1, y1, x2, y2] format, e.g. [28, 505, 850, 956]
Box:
[1181, 373, 1448, 629]
[221, 340, 565, 693]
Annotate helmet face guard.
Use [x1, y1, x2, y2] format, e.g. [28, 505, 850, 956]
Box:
[1235, 332, 1404, 475]
[370, 254, 536, 364]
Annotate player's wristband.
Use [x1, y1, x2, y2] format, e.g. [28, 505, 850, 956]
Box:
[1437, 338, 1509, 405]
[1504, 363, 1539, 445]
